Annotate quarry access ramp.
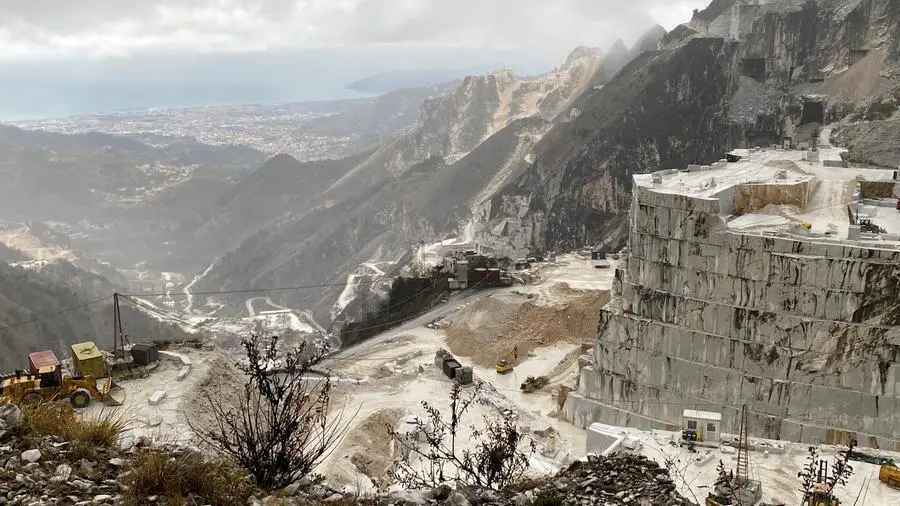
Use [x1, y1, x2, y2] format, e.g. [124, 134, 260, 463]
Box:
[319, 288, 501, 368]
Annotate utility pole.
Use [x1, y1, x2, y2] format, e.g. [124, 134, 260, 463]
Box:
[112, 293, 128, 358]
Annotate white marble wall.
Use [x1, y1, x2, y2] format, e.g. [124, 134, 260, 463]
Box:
[566, 184, 900, 450]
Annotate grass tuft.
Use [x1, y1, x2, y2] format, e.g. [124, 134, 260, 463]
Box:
[67, 408, 128, 447]
[533, 489, 564, 506]
[16, 403, 127, 457]
[123, 449, 255, 506]
[19, 403, 77, 438]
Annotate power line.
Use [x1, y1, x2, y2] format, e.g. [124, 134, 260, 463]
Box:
[124, 270, 468, 318]
[323, 281, 493, 362]
[121, 281, 367, 298]
[0, 295, 112, 332]
[119, 295, 200, 330]
[119, 272, 488, 343]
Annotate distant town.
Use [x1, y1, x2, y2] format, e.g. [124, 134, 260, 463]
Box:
[13, 102, 361, 162]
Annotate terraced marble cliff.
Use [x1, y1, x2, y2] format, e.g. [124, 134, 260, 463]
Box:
[565, 140, 900, 451]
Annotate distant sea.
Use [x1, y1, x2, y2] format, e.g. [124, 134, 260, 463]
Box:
[0, 81, 378, 121]
[0, 48, 551, 121]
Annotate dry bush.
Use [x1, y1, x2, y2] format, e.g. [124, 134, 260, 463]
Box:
[123, 449, 254, 506]
[15, 403, 126, 456]
[389, 382, 535, 491]
[189, 334, 355, 490]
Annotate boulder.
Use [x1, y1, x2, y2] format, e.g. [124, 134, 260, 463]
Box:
[0, 404, 23, 429]
[21, 449, 41, 463]
[148, 391, 168, 406]
[446, 492, 472, 506]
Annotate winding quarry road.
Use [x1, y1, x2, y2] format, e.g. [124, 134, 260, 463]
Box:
[245, 296, 291, 318]
[182, 261, 215, 314]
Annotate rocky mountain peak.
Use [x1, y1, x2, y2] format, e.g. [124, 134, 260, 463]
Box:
[606, 38, 628, 57]
[324, 49, 604, 197]
[565, 46, 603, 67]
[477, 0, 900, 261]
[632, 25, 667, 53]
[484, 67, 517, 81]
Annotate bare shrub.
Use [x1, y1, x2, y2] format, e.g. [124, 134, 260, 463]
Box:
[388, 382, 535, 490]
[660, 451, 700, 505]
[798, 440, 856, 503]
[189, 334, 354, 490]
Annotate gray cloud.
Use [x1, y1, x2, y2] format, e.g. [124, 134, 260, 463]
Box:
[0, 0, 709, 60]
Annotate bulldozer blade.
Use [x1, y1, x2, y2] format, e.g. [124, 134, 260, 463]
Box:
[96, 377, 114, 396]
[101, 393, 124, 406]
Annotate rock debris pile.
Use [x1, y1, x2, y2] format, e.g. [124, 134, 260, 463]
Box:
[513, 453, 694, 506]
[0, 436, 123, 505]
[3, 400, 691, 505]
[256, 453, 694, 505]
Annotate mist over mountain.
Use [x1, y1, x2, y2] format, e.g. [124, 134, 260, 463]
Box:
[4, 3, 900, 503]
[346, 66, 503, 93]
[4, 0, 898, 335]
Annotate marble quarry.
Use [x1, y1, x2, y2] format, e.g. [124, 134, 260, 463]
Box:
[565, 146, 900, 451]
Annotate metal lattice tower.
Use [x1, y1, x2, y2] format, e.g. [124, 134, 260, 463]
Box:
[736, 404, 751, 482]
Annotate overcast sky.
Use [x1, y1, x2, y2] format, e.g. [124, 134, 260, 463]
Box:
[0, 0, 708, 61]
[0, 0, 710, 118]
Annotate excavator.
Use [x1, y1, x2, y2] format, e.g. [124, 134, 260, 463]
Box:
[496, 346, 518, 375]
[0, 347, 122, 409]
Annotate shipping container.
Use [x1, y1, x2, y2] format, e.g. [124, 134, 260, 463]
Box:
[71, 341, 105, 378]
[442, 359, 461, 379]
[456, 366, 473, 385]
[28, 350, 60, 375]
[434, 349, 452, 368]
[130, 343, 159, 366]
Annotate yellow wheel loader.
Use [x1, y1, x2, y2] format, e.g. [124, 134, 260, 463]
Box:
[0, 366, 121, 409]
[520, 376, 549, 393]
[880, 463, 900, 489]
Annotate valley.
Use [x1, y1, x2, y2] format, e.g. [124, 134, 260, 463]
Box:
[2, 1, 900, 504]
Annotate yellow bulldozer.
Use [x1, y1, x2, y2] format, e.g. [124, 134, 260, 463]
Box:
[0, 344, 122, 409]
[520, 376, 549, 393]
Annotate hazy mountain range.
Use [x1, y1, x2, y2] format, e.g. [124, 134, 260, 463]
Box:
[1, 0, 899, 367]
